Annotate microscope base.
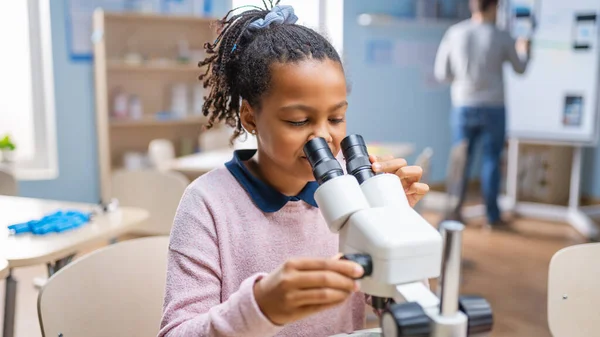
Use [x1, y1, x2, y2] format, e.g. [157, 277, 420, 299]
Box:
[329, 328, 382, 337]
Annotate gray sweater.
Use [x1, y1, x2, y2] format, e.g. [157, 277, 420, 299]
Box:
[434, 20, 529, 107]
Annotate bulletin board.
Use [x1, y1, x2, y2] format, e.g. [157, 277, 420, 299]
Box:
[502, 0, 600, 145]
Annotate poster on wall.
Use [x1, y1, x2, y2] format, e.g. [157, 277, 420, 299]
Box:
[65, 0, 126, 61]
[65, 0, 213, 62]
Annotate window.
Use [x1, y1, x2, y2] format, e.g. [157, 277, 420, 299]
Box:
[230, 0, 344, 54]
[0, 0, 57, 180]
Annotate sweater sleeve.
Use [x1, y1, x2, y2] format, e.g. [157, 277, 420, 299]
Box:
[504, 33, 529, 74]
[434, 30, 454, 83]
[158, 186, 283, 337]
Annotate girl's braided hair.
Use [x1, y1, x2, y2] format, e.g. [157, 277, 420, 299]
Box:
[198, 0, 342, 142]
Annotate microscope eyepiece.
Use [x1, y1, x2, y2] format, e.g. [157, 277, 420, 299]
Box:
[341, 134, 375, 184]
[303, 137, 344, 185]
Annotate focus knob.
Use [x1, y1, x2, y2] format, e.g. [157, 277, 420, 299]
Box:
[459, 295, 493, 335]
[381, 302, 431, 337]
[341, 254, 372, 279]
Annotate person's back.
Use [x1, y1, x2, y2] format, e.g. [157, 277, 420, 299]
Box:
[436, 20, 528, 107]
[441, 20, 526, 107]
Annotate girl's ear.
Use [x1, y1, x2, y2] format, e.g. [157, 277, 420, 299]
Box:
[240, 100, 257, 132]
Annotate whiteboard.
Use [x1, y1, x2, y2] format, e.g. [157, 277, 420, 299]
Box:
[503, 0, 600, 145]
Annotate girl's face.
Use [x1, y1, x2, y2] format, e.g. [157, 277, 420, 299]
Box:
[241, 58, 348, 189]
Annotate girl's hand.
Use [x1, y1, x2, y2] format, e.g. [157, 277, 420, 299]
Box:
[369, 155, 430, 208]
[253, 257, 364, 326]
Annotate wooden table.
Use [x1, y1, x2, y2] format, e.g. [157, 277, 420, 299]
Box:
[0, 196, 149, 337]
[170, 143, 415, 180]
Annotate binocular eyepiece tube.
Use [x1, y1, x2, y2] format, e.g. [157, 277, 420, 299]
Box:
[341, 134, 376, 184]
[303, 134, 376, 185]
[303, 137, 344, 185]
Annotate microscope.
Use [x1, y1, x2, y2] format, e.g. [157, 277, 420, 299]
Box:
[303, 134, 493, 337]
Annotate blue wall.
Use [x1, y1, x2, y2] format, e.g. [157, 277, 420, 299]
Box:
[19, 0, 100, 203]
[18, 0, 600, 199]
[18, 0, 229, 203]
[343, 0, 460, 183]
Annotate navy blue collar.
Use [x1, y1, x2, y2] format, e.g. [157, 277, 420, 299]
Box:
[225, 149, 319, 213]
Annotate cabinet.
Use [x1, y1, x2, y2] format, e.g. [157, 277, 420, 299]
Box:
[93, 10, 218, 202]
[517, 144, 573, 205]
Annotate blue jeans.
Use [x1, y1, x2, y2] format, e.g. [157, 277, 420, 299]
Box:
[451, 106, 506, 223]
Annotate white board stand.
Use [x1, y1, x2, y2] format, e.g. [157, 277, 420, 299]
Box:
[461, 138, 600, 240]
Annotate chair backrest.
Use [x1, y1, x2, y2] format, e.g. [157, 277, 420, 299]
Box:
[111, 169, 189, 236]
[38, 236, 170, 337]
[413, 148, 433, 213]
[414, 147, 433, 184]
[148, 139, 176, 172]
[198, 125, 233, 151]
[0, 168, 18, 196]
[548, 243, 600, 337]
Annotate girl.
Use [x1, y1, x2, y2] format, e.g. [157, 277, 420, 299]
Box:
[159, 2, 430, 337]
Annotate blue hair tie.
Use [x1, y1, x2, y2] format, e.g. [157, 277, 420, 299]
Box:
[247, 5, 298, 31]
[231, 44, 237, 52]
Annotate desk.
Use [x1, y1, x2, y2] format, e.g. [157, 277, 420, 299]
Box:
[170, 143, 415, 180]
[170, 148, 234, 179]
[0, 196, 149, 337]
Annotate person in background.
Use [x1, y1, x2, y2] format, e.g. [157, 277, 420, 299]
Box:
[434, 0, 530, 228]
[158, 2, 430, 336]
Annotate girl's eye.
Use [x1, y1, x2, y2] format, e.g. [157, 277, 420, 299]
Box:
[330, 118, 345, 124]
[287, 120, 308, 126]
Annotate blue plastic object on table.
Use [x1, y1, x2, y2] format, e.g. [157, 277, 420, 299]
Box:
[8, 210, 92, 235]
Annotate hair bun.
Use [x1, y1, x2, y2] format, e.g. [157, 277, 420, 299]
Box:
[247, 5, 298, 31]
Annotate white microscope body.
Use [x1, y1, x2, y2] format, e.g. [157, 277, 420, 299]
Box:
[303, 135, 493, 337]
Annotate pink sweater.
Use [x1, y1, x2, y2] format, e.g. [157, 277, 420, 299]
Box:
[158, 166, 366, 337]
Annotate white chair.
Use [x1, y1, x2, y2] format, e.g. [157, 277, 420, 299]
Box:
[198, 125, 233, 151]
[111, 169, 189, 236]
[548, 243, 600, 337]
[148, 139, 176, 172]
[0, 168, 18, 196]
[37, 236, 170, 337]
[414, 147, 433, 184]
[414, 147, 433, 213]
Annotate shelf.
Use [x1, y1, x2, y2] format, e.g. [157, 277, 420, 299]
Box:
[103, 11, 217, 25]
[107, 61, 201, 73]
[110, 116, 207, 127]
[95, 8, 217, 203]
[357, 13, 460, 28]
